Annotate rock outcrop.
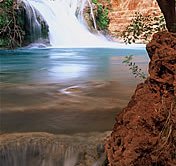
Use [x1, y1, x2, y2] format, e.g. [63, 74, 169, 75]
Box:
[105, 31, 176, 166]
[108, 0, 161, 37]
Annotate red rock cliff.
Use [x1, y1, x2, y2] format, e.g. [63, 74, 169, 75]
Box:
[108, 0, 161, 37]
[105, 31, 176, 166]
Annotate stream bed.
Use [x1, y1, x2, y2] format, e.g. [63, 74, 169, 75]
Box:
[0, 47, 148, 165]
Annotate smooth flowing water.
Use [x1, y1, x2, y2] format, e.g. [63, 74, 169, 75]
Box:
[0, 47, 148, 133]
[0, 48, 147, 84]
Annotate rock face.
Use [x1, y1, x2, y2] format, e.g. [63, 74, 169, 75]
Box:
[105, 31, 176, 166]
[108, 0, 161, 37]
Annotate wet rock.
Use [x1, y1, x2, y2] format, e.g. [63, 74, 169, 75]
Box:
[97, 144, 105, 157]
[105, 31, 176, 166]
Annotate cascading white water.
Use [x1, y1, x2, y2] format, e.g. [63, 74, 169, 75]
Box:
[22, 0, 145, 48]
[0, 133, 107, 166]
[0, 138, 79, 166]
[86, 0, 98, 30]
[22, 0, 42, 41]
[22, 0, 108, 48]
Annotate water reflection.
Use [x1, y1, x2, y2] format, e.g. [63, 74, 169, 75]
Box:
[49, 64, 89, 79]
[0, 48, 148, 84]
[0, 48, 149, 134]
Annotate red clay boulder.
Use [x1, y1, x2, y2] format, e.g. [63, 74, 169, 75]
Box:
[105, 31, 176, 166]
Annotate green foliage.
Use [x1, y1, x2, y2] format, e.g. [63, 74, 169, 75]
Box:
[0, 13, 10, 28]
[0, 0, 13, 29]
[92, 0, 110, 4]
[96, 4, 109, 30]
[0, 0, 13, 9]
[91, 0, 110, 30]
[41, 21, 49, 39]
[122, 55, 147, 80]
[122, 12, 166, 44]
[0, 1, 25, 48]
[4, 0, 13, 8]
[0, 38, 10, 47]
[92, 0, 98, 4]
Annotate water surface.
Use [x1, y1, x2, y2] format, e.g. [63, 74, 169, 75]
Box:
[0, 48, 148, 134]
[0, 48, 148, 84]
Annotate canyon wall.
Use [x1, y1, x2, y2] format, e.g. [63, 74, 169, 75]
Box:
[107, 0, 162, 37]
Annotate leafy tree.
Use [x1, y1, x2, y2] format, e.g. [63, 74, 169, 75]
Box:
[122, 0, 176, 44]
[122, 13, 166, 44]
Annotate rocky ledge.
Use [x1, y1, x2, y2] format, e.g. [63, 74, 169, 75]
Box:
[105, 31, 176, 166]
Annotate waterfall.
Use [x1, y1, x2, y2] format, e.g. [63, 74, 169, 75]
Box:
[0, 133, 107, 166]
[77, 0, 97, 30]
[22, 0, 42, 42]
[21, 0, 146, 48]
[22, 0, 110, 48]
[87, 0, 97, 30]
[0, 139, 79, 166]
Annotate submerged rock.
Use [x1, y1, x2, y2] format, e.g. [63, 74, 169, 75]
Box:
[105, 31, 176, 166]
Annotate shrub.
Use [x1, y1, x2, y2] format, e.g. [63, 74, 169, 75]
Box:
[0, 0, 25, 48]
[121, 12, 166, 44]
[91, 0, 110, 30]
[122, 55, 147, 80]
[96, 4, 109, 30]
[92, 0, 98, 4]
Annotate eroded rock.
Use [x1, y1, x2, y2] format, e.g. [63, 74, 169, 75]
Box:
[108, 0, 161, 37]
[105, 31, 176, 166]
